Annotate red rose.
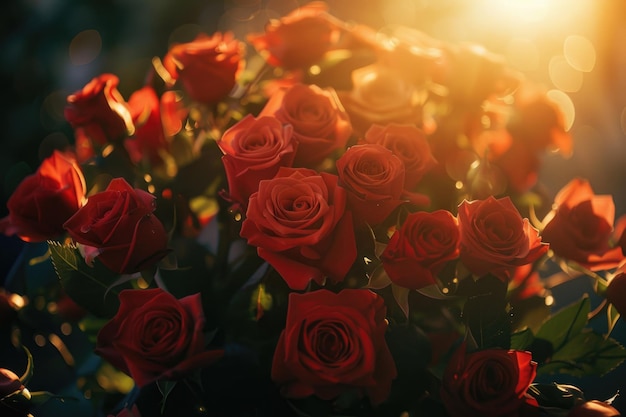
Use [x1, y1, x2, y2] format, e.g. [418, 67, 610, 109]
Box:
[606, 272, 626, 317]
[458, 196, 548, 281]
[438, 43, 521, 105]
[338, 64, 424, 137]
[375, 28, 442, 87]
[336, 144, 406, 226]
[260, 83, 352, 168]
[615, 215, 626, 257]
[163, 32, 244, 104]
[441, 344, 538, 417]
[124, 87, 187, 169]
[567, 400, 621, 417]
[240, 167, 356, 290]
[271, 289, 396, 404]
[63, 178, 169, 275]
[64, 74, 134, 150]
[507, 85, 572, 156]
[541, 179, 623, 271]
[0, 368, 23, 399]
[248, 2, 339, 69]
[0, 367, 28, 417]
[218, 114, 297, 209]
[491, 139, 541, 193]
[381, 210, 459, 289]
[361, 123, 437, 190]
[1, 150, 86, 242]
[472, 86, 573, 193]
[509, 264, 547, 303]
[95, 288, 223, 387]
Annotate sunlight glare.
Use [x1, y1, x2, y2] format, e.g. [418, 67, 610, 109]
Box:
[505, 38, 539, 72]
[549, 55, 583, 92]
[563, 35, 596, 72]
[546, 89, 575, 131]
[482, 0, 551, 23]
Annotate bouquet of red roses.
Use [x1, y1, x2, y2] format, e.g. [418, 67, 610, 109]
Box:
[2, 2, 626, 416]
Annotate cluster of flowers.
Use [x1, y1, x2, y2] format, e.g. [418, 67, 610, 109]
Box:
[2, 2, 626, 416]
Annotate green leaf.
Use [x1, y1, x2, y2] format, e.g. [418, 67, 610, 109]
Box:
[535, 296, 590, 352]
[156, 380, 178, 414]
[462, 276, 510, 350]
[49, 241, 131, 318]
[607, 303, 621, 338]
[28, 391, 79, 406]
[391, 284, 410, 318]
[510, 328, 535, 351]
[537, 331, 626, 377]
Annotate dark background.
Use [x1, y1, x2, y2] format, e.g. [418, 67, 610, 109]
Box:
[1, 0, 626, 412]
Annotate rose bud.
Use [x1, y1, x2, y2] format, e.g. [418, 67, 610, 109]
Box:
[606, 272, 626, 318]
[248, 2, 340, 69]
[541, 178, 623, 271]
[64, 73, 134, 159]
[163, 32, 244, 104]
[0, 150, 86, 242]
[567, 400, 621, 417]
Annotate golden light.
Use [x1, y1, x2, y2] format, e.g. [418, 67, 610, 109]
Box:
[563, 35, 596, 72]
[450, 0, 599, 50]
[101, 144, 115, 158]
[34, 334, 46, 347]
[47, 301, 58, 314]
[505, 38, 539, 72]
[546, 89, 576, 131]
[309, 65, 321, 75]
[549, 55, 583, 92]
[61, 323, 73, 336]
[382, 0, 417, 26]
[9, 293, 27, 309]
[483, 0, 551, 23]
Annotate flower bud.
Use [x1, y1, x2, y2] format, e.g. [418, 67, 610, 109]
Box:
[567, 400, 620, 417]
[606, 273, 626, 317]
[0, 368, 24, 398]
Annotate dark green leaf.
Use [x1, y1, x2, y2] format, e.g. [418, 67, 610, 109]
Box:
[462, 276, 511, 349]
[156, 380, 178, 414]
[49, 241, 131, 318]
[535, 296, 589, 352]
[607, 303, 621, 337]
[510, 328, 534, 351]
[537, 331, 626, 377]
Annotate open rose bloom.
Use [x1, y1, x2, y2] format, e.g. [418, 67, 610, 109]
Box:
[3, 2, 626, 417]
